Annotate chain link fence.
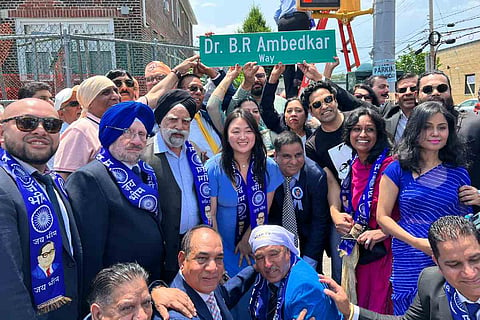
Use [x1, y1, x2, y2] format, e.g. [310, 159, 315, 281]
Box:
[0, 28, 198, 105]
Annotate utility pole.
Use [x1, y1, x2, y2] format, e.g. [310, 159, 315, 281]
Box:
[372, 0, 396, 92]
[428, 0, 434, 70]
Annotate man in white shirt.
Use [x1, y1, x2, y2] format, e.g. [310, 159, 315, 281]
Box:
[142, 89, 210, 282]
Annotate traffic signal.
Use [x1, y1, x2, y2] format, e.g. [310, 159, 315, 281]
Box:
[297, 0, 341, 10]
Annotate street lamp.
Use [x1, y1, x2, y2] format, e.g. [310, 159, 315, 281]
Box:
[414, 31, 455, 70]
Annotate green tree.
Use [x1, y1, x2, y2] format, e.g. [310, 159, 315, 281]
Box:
[396, 50, 427, 75]
[237, 5, 272, 33]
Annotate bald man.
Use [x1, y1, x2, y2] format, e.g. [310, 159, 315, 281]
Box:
[0, 98, 82, 319]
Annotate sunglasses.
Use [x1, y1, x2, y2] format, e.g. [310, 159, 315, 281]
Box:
[188, 85, 205, 94]
[113, 79, 135, 88]
[1, 115, 63, 134]
[397, 86, 417, 94]
[421, 84, 449, 94]
[354, 94, 372, 100]
[310, 95, 334, 109]
[145, 74, 167, 83]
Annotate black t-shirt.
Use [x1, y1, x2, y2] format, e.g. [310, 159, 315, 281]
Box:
[305, 118, 352, 182]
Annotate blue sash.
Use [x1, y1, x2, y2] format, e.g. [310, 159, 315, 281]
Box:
[233, 159, 267, 245]
[96, 148, 158, 213]
[339, 149, 388, 255]
[249, 254, 298, 320]
[185, 141, 212, 226]
[444, 281, 477, 320]
[0, 148, 70, 314]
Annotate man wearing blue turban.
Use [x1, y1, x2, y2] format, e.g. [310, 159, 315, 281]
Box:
[65, 101, 188, 318]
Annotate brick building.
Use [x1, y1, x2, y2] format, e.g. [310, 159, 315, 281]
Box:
[0, 0, 197, 98]
[437, 39, 480, 104]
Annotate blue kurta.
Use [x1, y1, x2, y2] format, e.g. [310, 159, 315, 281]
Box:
[206, 154, 283, 276]
[383, 160, 471, 315]
[283, 258, 343, 320]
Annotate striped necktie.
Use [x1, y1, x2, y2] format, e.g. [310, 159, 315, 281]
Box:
[282, 176, 299, 247]
[206, 292, 222, 320]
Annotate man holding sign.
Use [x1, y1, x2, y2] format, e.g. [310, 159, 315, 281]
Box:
[275, 0, 313, 98]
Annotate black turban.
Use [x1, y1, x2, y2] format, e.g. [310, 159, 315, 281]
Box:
[154, 89, 197, 125]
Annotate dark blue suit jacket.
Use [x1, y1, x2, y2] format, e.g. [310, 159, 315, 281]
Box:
[269, 158, 330, 270]
[164, 267, 256, 320]
[65, 160, 165, 315]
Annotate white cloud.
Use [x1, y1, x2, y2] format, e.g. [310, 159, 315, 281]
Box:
[201, 2, 216, 7]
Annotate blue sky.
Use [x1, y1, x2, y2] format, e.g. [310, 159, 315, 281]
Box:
[190, 0, 480, 74]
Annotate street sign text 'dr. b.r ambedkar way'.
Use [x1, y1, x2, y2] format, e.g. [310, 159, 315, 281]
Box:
[200, 30, 336, 67]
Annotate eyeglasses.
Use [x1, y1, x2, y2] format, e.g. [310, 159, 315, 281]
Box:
[255, 73, 266, 79]
[310, 95, 334, 109]
[397, 86, 417, 94]
[105, 126, 154, 141]
[421, 84, 449, 94]
[354, 94, 372, 100]
[59, 101, 80, 111]
[145, 74, 167, 83]
[188, 85, 205, 94]
[1, 115, 63, 134]
[113, 79, 135, 88]
[39, 248, 55, 258]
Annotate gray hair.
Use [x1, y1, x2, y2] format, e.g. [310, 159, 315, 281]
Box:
[428, 216, 480, 260]
[87, 262, 149, 306]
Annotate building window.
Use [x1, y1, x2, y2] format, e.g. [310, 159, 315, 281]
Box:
[15, 19, 115, 81]
[163, 0, 170, 13]
[465, 74, 476, 95]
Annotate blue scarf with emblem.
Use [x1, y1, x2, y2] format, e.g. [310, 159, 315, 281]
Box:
[339, 148, 388, 255]
[444, 281, 479, 320]
[185, 141, 212, 226]
[233, 158, 267, 245]
[0, 148, 70, 314]
[96, 148, 159, 213]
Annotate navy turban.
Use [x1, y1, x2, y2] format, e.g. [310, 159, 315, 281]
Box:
[99, 101, 155, 148]
[155, 89, 197, 125]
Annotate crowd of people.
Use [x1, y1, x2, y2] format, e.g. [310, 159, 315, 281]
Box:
[1, 2, 480, 320]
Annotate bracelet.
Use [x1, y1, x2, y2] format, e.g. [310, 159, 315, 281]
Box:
[347, 303, 354, 320]
[171, 69, 182, 80]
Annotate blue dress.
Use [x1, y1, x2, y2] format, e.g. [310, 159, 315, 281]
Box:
[206, 153, 283, 277]
[383, 160, 471, 315]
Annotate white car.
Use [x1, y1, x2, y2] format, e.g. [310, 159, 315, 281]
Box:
[455, 99, 478, 114]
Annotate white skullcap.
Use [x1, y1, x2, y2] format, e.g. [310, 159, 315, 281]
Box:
[249, 225, 299, 256]
[54, 88, 74, 111]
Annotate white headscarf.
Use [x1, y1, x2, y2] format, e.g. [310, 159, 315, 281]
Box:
[249, 225, 300, 256]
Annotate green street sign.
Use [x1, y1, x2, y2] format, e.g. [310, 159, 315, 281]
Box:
[199, 30, 336, 67]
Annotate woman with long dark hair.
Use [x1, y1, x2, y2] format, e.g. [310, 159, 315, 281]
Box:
[377, 101, 472, 315]
[206, 109, 283, 274]
[329, 107, 397, 314]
